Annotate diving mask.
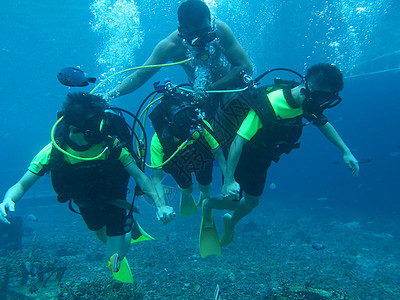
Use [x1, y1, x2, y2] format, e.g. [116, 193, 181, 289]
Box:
[167, 104, 202, 140]
[168, 104, 198, 127]
[302, 82, 342, 114]
[68, 113, 105, 144]
[178, 26, 217, 48]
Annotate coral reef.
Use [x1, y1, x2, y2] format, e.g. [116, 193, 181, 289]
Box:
[58, 278, 143, 300]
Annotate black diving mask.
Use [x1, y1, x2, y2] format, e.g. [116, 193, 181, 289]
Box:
[68, 113, 105, 144]
[168, 104, 198, 127]
[178, 26, 216, 48]
[302, 83, 342, 114]
[167, 104, 201, 140]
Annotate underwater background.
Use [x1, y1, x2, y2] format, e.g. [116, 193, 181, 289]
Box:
[0, 0, 399, 299]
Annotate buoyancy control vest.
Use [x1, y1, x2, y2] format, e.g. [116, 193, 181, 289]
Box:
[239, 86, 304, 162]
[50, 110, 133, 207]
[148, 92, 215, 172]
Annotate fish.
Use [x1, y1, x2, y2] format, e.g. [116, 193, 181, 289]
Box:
[214, 284, 222, 300]
[57, 67, 96, 87]
[312, 243, 325, 251]
[26, 214, 38, 222]
[332, 156, 373, 165]
[316, 197, 328, 201]
[269, 182, 276, 190]
[358, 156, 373, 164]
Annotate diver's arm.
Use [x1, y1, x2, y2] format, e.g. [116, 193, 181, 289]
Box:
[209, 21, 253, 90]
[0, 171, 40, 224]
[212, 146, 227, 177]
[222, 135, 246, 199]
[151, 168, 167, 206]
[107, 38, 176, 99]
[126, 162, 162, 205]
[125, 162, 175, 223]
[318, 122, 359, 176]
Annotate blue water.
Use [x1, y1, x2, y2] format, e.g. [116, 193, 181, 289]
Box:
[1, 0, 399, 297]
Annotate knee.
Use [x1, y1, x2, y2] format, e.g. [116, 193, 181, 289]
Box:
[96, 228, 107, 244]
[245, 195, 260, 208]
[199, 183, 212, 198]
[198, 183, 212, 194]
[180, 184, 193, 195]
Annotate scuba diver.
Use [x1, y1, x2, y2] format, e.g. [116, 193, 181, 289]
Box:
[149, 82, 226, 219]
[0, 92, 175, 283]
[199, 63, 360, 258]
[105, 0, 253, 120]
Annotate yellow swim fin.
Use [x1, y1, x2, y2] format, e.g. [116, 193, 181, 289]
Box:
[180, 193, 198, 218]
[110, 256, 133, 283]
[131, 219, 155, 244]
[199, 200, 221, 258]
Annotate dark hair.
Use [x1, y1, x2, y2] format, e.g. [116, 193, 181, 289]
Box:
[177, 0, 211, 29]
[62, 92, 106, 127]
[305, 63, 344, 92]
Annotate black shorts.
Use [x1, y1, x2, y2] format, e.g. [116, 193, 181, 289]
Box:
[163, 142, 214, 189]
[234, 146, 272, 197]
[79, 202, 127, 237]
[166, 159, 213, 189]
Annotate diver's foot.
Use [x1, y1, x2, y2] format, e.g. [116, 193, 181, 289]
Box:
[108, 253, 121, 273]
[180, 193, 198, 218]
[199, 200, 221, 258]
[201, 199, 214, 228]
[220, 213, 235, 247]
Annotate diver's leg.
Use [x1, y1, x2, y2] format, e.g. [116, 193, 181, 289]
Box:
[230, 193, 260, 227]
[179, 184, 198, 218]
[106, 235, 127, 273]
[104, 204, 131, 270]
[195, 159, 213, 207]
[106, 235, 126, 259]
[204, 194, 240, 212]
[180, 184, 193, 198]
[220, 193, 260, 246]
[197, 183, 212, 207]
[220, 147, 268, 246]
[95, 227, 107, 244]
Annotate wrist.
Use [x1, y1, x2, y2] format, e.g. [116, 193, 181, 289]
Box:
[4, 198, 15, 205]
[342, 148, 351, 155]
[155, 199, 165, 208]
[224, 176, 234, 185]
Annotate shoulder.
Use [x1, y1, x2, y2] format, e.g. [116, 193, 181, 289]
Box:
[36, 143, 55, 161]
[215, 20, 231, 31]
[154, 31, 186, 60]
[215, 20, 236, 43]
[28, 143, 54, 175]
[151, 133, 164, 151]
[158, 31, 181, 49]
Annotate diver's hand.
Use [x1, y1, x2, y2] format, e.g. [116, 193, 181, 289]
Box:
[0, 198, 15, 224]
[156, 205, 176, 224]
[343, 151, 359, 177]
[222, 181, 240, 201]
